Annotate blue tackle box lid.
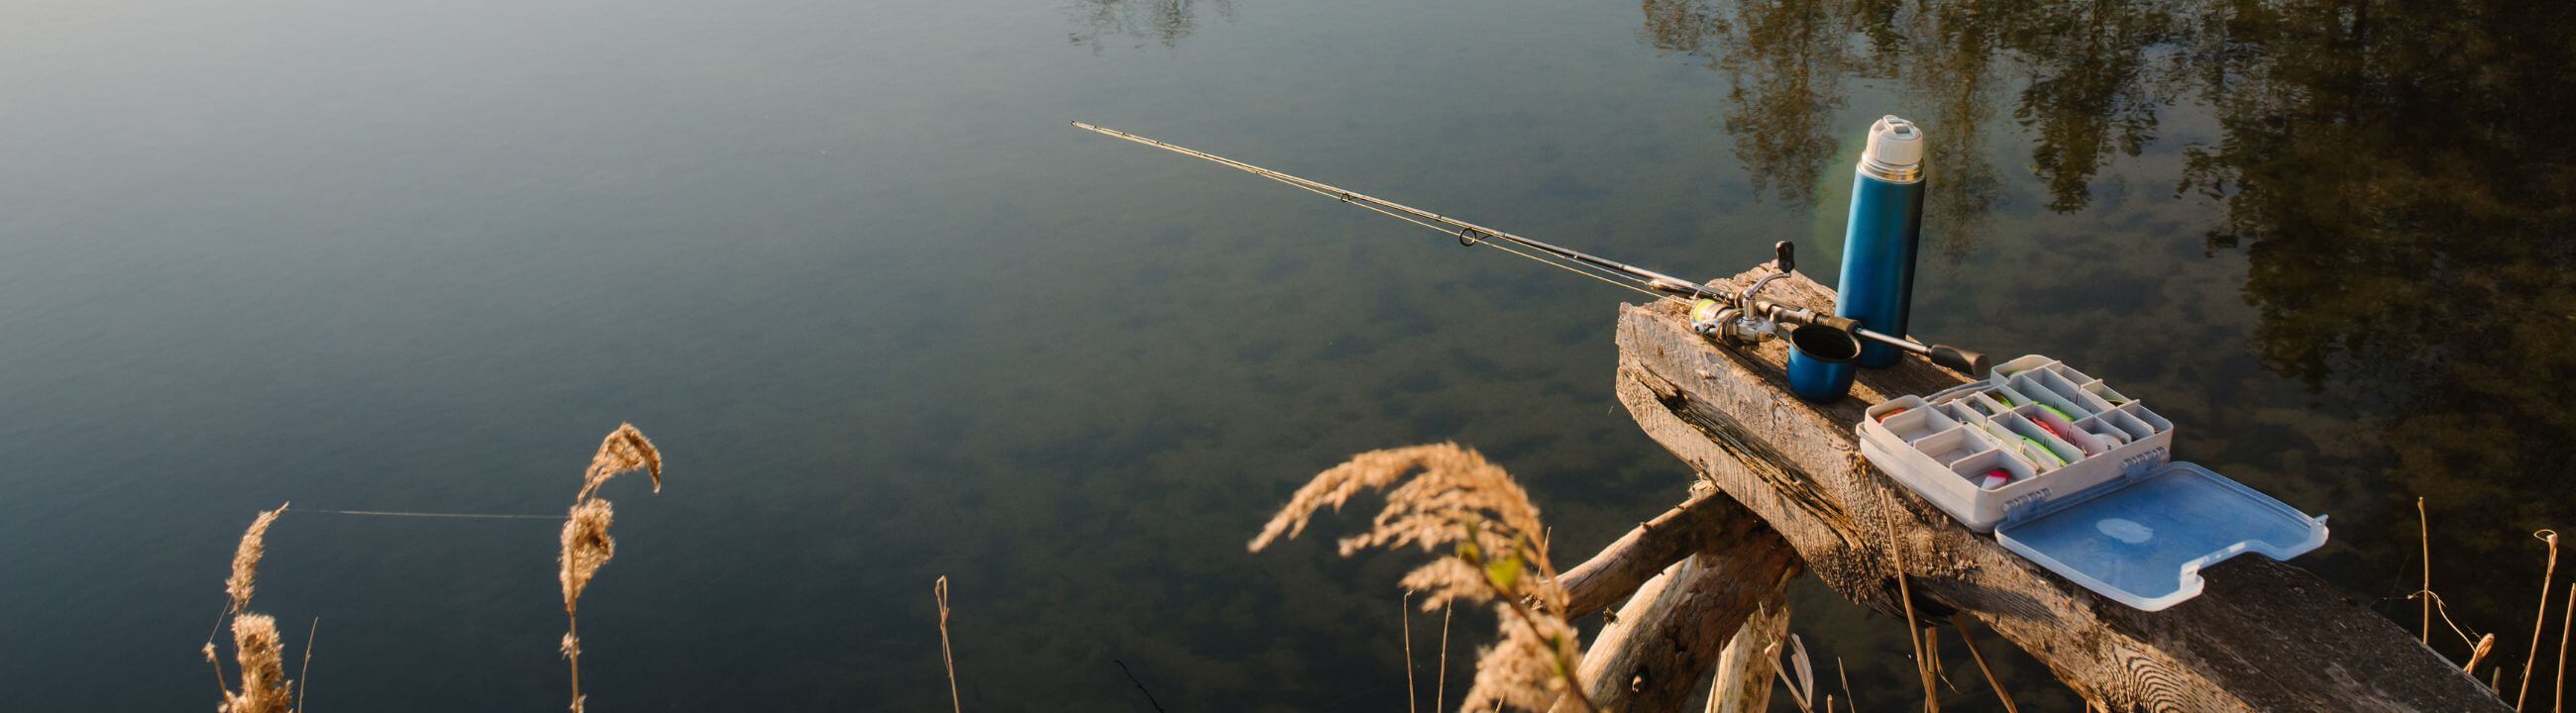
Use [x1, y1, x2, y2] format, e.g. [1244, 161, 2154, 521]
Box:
[1994, 461, 2328, 611]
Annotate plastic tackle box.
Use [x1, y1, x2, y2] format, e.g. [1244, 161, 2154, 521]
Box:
[1856, 355, 2328, 611]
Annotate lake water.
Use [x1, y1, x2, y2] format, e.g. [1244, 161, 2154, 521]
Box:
[5, 0, 2571, 709]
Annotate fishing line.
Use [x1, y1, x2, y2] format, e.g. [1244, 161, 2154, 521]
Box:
[298, 508, 564, 521]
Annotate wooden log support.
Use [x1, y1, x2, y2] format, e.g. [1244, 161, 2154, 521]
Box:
[1705, 585, 1791, 713]
[1560, 510, 1802, 713]
[1557, 490, 1785, 620]
[1612, 268, 2508, 712]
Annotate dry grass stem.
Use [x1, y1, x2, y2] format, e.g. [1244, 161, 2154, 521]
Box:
[2554, 581, 2571, 713]
[1927, 628, 1955, 692]
[1836, 657, 1858, 713]
[1248, 444, 1589, 713]
[937, 576, 960, 713]
[1403, 591, 1418, 713]
[1952, 618, 2019, 713]
[2422, 497, 2433, 645]
[1765, 636, 1816, 713]
[2524, 530, 2560, 711]
[228, 503, 289, 613]
[296, 618, 316, 713]
[2470, 633, 2500, 677]
[1437, 600, 1452, 713]
[2414, 589, 2483, 652]
[1860, 452, 1937, 712]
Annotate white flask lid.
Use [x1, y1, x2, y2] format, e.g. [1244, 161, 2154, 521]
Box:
[1865, 115, 1924, 169]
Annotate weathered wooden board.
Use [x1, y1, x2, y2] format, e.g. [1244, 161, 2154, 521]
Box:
[1612, 268, 2506, 712]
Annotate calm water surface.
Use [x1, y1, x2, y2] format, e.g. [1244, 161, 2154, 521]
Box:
[4, 0, 2571, 709]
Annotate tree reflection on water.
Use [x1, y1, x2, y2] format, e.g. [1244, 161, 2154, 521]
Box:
[2180, 0, 2576, 619]
[1660, 0, 2576, 662]
[1066, 0, 1235, 51]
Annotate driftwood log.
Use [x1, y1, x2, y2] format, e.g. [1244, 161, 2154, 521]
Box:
[1610, 268, 2508, 712]
[1558, 490, 1781, 620]
[1704, 587, 1790, 713]
[1556, 486, 1802, 712]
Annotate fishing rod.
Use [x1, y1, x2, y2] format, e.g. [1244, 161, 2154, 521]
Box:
[1071, 121, 1987, 374]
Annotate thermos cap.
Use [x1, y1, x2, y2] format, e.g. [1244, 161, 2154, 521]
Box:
[1863, 116, 1925, 180]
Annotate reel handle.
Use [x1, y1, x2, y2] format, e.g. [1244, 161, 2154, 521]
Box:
[1928, 345, 1988, 375]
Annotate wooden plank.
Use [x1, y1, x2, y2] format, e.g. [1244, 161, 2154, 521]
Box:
[1611, 268, 2507, 712]
[1562, 515, 1802, 713]
[1557, 490, 1785, 621]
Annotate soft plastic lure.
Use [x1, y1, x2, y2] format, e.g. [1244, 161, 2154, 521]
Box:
[2021, 437, 2068, 467]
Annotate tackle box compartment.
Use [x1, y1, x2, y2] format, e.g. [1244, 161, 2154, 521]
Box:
[1859, 355, 2176, 532]
[1856, 355, 2328, 611]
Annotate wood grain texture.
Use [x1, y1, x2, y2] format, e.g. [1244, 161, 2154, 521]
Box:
[1612, 268, 2507, 713]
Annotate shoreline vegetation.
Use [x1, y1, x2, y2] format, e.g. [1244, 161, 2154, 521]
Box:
[204, 425, 663, 713]
[200, 434, 2565, 711]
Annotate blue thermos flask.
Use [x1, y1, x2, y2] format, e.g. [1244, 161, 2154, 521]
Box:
[1788, 116, 1927, 402]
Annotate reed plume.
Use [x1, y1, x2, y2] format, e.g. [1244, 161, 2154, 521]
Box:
[1249, 443, 1592, 712]
[228, 504, 287, 613]
[578, 424, 663, 502]
[223, 614, 292, 713]
[560, 499, 615, 609]
[209, 503, 297, 713]
[559, 423, 664, 713]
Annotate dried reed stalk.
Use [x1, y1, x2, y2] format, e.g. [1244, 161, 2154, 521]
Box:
[296, 618, 316, 713]
[1765, 635, 1817, 713]
[1249, 444, 1591, 713]
[211, 504, 298, 713]
[558, 424, 664, 713]
[1404, 591, 1418, 713]
[2555, 581, 2572, 713]
[1859, 452, 1936, 713]
[1837, 657, 1858, 713]
[1437, 601, 1452, 713]
[2422, 497, 2433, 645]
[937, 576, 959, 713]
[2470, 634, 2500, 677]
[1952, 618, 2019, 713]
[2523, 531, 2561, 711]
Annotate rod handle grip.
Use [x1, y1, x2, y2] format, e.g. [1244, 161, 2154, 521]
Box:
[1928, 345, 1987, 375]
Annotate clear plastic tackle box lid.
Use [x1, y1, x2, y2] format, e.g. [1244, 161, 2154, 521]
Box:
[1994, 461, 2329, 611]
